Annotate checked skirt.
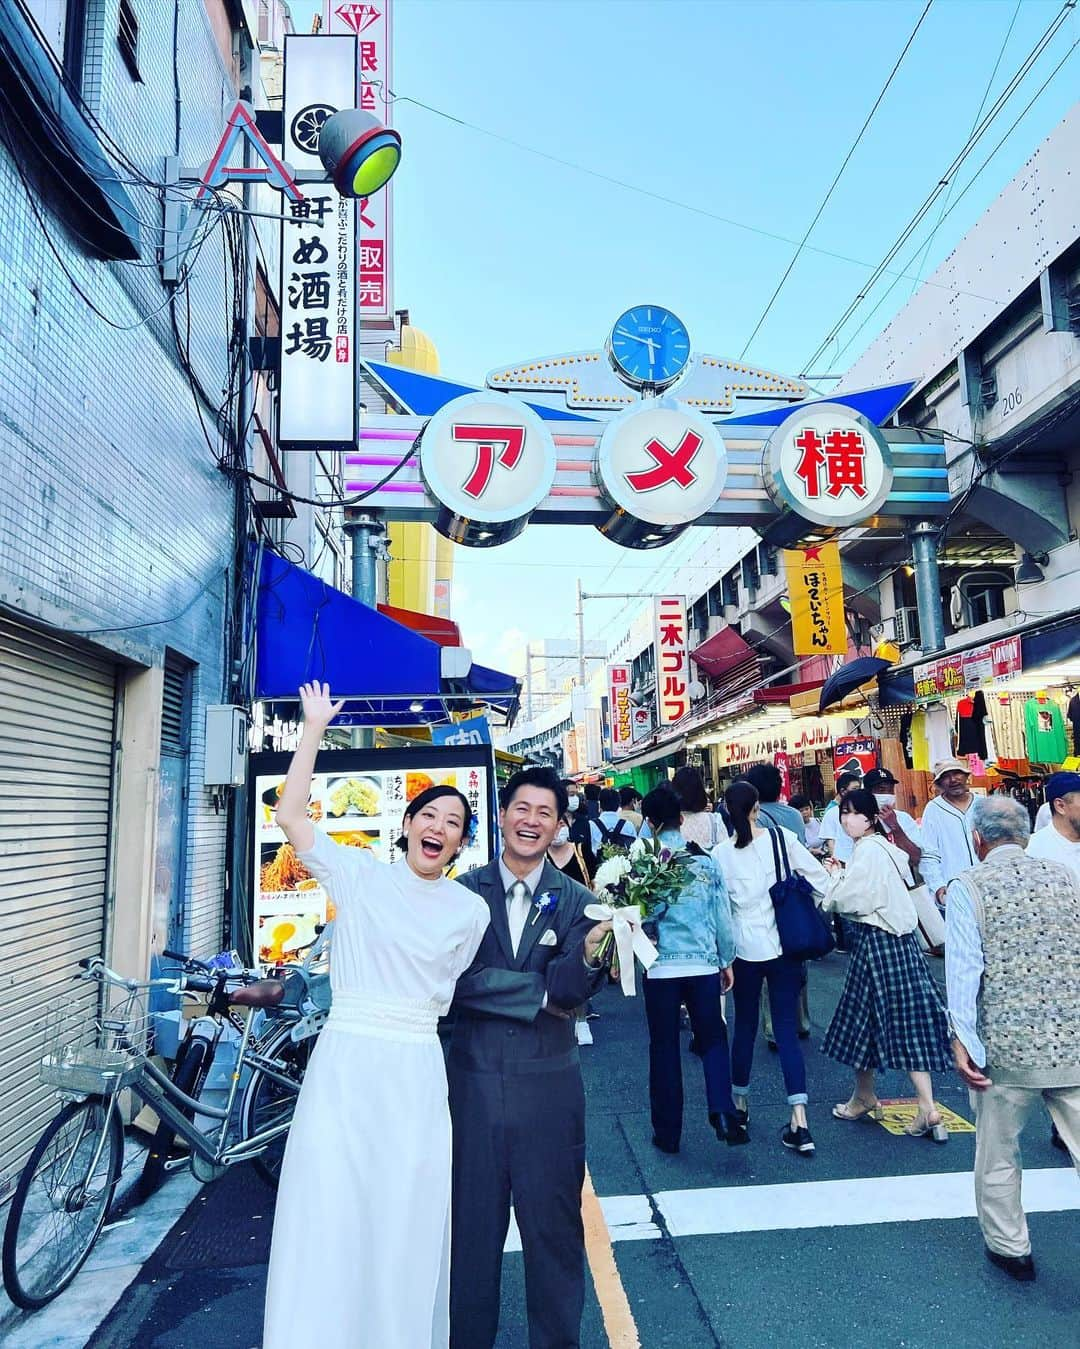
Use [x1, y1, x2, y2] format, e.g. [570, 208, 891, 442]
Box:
[822, 924, 952, 1072]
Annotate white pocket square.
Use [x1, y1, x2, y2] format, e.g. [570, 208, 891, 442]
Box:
[538, 929, 558, 947]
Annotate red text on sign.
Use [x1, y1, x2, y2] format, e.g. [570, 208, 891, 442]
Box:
[453, 424, 527, 500]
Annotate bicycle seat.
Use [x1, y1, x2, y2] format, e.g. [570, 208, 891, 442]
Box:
[229, 979, 286, 1009]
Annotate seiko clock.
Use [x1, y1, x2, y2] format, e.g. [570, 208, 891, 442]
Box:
[606, 305, 691, 392]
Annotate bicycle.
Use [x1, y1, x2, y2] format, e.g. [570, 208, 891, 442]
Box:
[137, 942, 329, 1199]
[1, 948, 327, 1311]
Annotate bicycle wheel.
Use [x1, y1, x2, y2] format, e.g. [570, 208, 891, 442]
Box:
[137, 1035, 210, 1202]
[2, 1097, 123, 1310]
[241, 1023, 314, 1188]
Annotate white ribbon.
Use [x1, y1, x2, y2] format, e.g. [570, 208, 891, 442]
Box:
[584, 902, 658, 997]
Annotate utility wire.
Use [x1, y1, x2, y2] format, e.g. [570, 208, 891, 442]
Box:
[828, 30, 1080, 372]
[800, 0, 1078, 376]
[738, 0, 934, 360]
[906, 0, 1022, 296]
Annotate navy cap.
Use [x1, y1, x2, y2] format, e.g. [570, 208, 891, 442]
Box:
[1045, 771, 1080, 805]
[864, 768, 898, 790]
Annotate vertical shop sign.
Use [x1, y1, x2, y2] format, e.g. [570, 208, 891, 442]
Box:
[783, 542, 847, 656]
[608, 664, 632, 755]
[631, 704, 653, 744]
[654, 596, 690, 725]
[833, 736, 878, 777]
[326, 0, 394, 321]
[279, 35, 357, 450]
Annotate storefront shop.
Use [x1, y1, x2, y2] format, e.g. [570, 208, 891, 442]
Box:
[695, 715, 855, 808]
[880, 621, 1080, 825]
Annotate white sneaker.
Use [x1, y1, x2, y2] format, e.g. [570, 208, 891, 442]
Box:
[575, 1021, 594, 1046]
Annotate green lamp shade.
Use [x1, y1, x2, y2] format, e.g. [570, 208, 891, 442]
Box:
[318, 109, 402, 199]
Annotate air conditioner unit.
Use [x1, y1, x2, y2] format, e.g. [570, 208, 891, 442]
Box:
[893, 606, 921, 646]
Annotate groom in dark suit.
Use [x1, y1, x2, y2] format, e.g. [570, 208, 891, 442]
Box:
[449, 767, 612, 1349]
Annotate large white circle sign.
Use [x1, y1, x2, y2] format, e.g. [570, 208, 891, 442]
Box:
[595, 397, 728, 526]
[763, 403, 893, 528]
[418, 392, 557, 525]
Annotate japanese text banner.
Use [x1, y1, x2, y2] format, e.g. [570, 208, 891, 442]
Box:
[784, 543, 846, 657]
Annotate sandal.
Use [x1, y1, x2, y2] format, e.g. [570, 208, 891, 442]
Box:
[832, 1098, 884, 1122]
[905, 1110, 949, 1143]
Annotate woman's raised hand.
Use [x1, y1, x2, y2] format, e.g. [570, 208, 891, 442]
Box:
[299, 681, 345, 731]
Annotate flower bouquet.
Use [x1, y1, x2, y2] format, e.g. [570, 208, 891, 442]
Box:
[586, 838, 690, 996]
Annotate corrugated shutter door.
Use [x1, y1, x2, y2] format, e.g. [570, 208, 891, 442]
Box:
[0, 616, 117, 1196]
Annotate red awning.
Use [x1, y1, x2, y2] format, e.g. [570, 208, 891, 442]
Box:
[753, 678, 825, 705]
[689, 626, 755, 678]
[377, 603, 461, 648]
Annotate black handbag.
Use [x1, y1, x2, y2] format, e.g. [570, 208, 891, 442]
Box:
[765, 827, 835, 961]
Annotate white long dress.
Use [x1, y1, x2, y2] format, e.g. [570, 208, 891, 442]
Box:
[263, 829, 489, 1349]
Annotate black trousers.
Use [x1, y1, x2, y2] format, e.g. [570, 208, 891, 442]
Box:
[643, 972, 736, 1147]
[449, 1059, 586, 1349]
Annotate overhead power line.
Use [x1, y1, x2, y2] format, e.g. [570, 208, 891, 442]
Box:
[799, 0, 1078, 377]
[738, 0, 934, 360]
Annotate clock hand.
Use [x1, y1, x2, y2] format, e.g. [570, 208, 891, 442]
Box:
[615, 327, 643, 342]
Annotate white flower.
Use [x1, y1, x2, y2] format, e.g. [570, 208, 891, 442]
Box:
[592, 856, 631, 892]
[629, 838, 647, 862]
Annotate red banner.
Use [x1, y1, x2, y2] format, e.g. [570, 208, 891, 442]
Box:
[913, 636, 1021, 698]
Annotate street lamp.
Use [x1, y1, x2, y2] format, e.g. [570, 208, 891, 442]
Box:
[318, 109, 401, 198]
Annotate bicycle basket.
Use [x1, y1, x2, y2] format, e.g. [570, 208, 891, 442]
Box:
[38, 978, 151, 1095]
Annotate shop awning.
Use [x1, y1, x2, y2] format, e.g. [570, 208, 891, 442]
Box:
[690, 627, 755, 677]
[818, 657, 892, 713]
[376, 602, 461, 647]
[753, 678, 825, 705]
[254, 549, 520, 727]
[610, 737, 686, 772]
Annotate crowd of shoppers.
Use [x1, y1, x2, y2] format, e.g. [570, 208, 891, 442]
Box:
[554, 757, 1079, 1240]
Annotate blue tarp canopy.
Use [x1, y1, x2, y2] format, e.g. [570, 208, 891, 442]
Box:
[254, 550, 520, 727]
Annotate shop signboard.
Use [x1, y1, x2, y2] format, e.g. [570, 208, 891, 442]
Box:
[631, 704, 653, 743]
[432, 715, 490, 746]
[279, 34, 357, 451]
[325, 0, 394, 321]
[783, 542, 847, 656]
[594, 399, 728, 530]
[913, 636, 1022, 697]
[250, 745, 494, 965]
[719, 716, 838, 768]
[833, 736, 878, 777]
[654, 595, 690, 725]
[608, 663, 632, 755]
[763, 404, 894, 529]
[418, 393, 558, 546]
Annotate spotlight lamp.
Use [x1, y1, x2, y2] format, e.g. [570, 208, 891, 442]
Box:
[318, 109, 401, 198]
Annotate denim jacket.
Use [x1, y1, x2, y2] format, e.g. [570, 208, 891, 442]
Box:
[651, 828, 736, 970]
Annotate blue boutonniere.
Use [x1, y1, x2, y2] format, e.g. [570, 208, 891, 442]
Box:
[530, 890, 559, 926]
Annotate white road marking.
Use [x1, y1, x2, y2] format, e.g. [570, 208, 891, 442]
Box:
[656, 1168, 1080, 1237]
[504, 1168, 1080, 1252]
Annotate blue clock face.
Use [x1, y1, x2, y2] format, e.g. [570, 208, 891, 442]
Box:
[607, 306, 691, 389]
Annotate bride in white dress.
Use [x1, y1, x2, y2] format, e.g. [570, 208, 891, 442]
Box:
[263, 683, 489, 1349]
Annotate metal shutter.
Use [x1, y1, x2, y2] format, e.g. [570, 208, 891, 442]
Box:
[0, 615, 117, 1198]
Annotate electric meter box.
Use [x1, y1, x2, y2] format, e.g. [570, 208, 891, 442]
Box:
[203, 705, 249, 786]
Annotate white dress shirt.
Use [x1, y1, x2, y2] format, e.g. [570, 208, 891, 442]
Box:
[712, 828, 829, 962]
[919, 795, 978, 894]
[944, 867, 987, 1066]
[497, 856, 546, 953]
[1034, 801, 1051, 831]
[819, 835, 919, 935]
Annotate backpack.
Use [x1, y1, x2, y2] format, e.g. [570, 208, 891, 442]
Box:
[597, 818, 631, 848]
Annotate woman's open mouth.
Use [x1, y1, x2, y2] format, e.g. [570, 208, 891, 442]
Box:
[420, 836, 445, 860]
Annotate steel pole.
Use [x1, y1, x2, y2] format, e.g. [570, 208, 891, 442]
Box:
[911, 521, 945, 653]
[345, 513, 382, 608]
[576, 577, 586, 688]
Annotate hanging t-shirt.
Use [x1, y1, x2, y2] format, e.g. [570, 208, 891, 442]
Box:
[924, 702, 954, 765]
[1024, 697, 1069, 764]
[1068, 693, 1080, 756]
[910, 712, 930, 773]
[955, 690, 988, 757]
[983, 715, 998, 766]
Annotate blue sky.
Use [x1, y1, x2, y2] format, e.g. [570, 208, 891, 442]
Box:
[298, 0, 1080, 680]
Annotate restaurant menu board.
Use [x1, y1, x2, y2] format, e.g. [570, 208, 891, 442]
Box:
[249, 746, 496, 968]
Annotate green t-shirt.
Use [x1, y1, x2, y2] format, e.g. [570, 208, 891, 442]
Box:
[1024, 698, 1068, 763]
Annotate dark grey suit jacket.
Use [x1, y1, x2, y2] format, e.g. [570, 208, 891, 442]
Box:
[448, 858, 606, 1067]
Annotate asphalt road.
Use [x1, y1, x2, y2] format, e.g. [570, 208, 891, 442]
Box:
[83, 951, 1080, 1348]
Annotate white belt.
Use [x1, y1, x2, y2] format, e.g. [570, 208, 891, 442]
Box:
[326, 991, 441, 1043]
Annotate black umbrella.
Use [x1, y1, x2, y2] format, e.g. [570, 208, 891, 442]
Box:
[818, 656, 892, 714]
